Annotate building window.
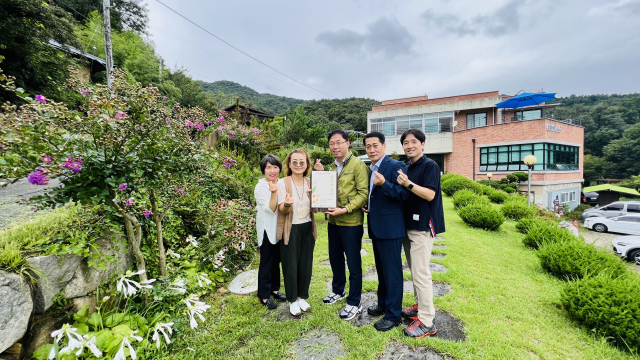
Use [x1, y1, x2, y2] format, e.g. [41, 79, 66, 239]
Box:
[466, 113, 487, 129]
[514, 109, 543, 121]
[370, 111, 453, 136]
[479, 142, 579, 172]
[560, 191, 576, 204]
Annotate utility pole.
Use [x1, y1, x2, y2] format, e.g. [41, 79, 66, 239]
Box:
[102, 0, 114, 88]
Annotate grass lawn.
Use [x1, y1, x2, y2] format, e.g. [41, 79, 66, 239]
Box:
[169, 196, 638, 359]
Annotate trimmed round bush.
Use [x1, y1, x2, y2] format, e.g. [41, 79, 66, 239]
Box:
[515, 218, 546, 234]
[512, 171, 528, 182]
[458, 203, 505, 231]
[499, 178, 509, 184]
[480, 184, 495, 196]
[507, 174, 518, 183]
[441, 173, 465, 183]
[442, 177, 483, 196]
[503, 186, 516, 193]
[538, 239, 629, 280]
[453, 189, 490, 209]
[488, 190, 508, 204]
[522, 223, 576, 249]
[501, 202, 536, 221]
[561, 274, 640, 351]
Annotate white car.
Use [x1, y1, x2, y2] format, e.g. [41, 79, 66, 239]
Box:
[583, 214, 640, 235]
[612, 235, 640, 264]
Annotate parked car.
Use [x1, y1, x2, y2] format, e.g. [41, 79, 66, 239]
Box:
[584, 214, 640, 235]
[612, 235, 640, 264]
[581, 201, 640, 219]
[580, 191, 599, 206]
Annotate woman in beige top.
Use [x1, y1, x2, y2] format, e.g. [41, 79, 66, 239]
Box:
[277, 148, 317, 316]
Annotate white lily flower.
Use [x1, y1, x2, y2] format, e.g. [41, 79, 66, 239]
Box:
[152, 322, 174, 349]
[83, 335, 102, 357]
[113, 332, 143, 360]
[197, 273, 212, 287]
[167, 249, 180, 258]
[116, 270, 155, 298]
[49, 324, 83, 359]
[184, 295, 211, 329]
[222, 267, 229, 272]
[239, 241, 245, 250]
[170, 279, 187, 293]
[186, 235, 198, 247]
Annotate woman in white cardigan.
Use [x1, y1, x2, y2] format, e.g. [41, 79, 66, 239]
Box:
[254, 154, 287, 309]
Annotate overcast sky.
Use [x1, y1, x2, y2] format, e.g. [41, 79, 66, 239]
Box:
[146, 0, 640, 101]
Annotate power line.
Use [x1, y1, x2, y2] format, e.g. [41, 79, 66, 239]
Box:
[154, 0, 333, 98]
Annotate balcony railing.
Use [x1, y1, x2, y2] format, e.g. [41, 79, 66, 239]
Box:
[510, 115, 582, 127]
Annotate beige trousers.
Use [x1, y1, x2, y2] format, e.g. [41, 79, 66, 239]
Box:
[403, 229, 436, 326]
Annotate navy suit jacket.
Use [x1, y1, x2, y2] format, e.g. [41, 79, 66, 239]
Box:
[368, 156, 409, 240]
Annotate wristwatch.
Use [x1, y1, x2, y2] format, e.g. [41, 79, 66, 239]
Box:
[407, 183, 414, 190]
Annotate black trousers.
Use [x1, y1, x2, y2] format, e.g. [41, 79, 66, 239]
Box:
[257, 231, 281, 300]
[371, 234, 404, 323]
[328, 223, 363, 306]
[281, 222, 315, 303]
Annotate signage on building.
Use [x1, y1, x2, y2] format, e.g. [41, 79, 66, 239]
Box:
[546, 124, 562, 133]
[535, 195, 543, 204]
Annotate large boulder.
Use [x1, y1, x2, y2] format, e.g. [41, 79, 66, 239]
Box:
[63, 234, 134, 298]
[20, 309, 71, 360]
[27, 254, 82, 314]
[0, 271, 33, 353]
[558, 221, 580, 238]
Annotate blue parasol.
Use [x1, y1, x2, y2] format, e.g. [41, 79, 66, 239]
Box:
[496, 92, 556, 109]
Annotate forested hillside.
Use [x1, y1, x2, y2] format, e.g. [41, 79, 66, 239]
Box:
[200, 80, 306, 116]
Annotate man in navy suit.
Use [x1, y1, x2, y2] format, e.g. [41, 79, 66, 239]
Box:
[362, 132, 409, 332]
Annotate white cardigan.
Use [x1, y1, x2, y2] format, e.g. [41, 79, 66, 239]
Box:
[254, 178, 278, 246]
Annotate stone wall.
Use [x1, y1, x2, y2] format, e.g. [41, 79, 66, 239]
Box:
[0, 232, 134, 359]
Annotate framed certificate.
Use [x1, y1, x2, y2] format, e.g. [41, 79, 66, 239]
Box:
[310, 171, 338, 211]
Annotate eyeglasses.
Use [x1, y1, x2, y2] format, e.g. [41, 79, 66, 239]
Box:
[329, 141, 348, 147]
[291, 161, 306, 166]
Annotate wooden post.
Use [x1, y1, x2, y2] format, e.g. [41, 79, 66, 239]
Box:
[102, 0, 114, 88]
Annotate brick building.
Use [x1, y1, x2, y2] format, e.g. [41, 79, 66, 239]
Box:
[367, 91, 584, 210]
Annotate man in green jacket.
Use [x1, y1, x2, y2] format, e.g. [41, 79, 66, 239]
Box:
[314, 129, 369, 321]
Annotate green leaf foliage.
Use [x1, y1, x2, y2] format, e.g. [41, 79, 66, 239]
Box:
[522, 222, 576, 249]
[452, 189, 490, 210]
[440, 173, 465, 183]
[515, 218, 546, 234]
[538, 238, 629, 280]
[458, 203, 505, 231]
[503, 186, 516, 193]
[442, 176, 483, 196]
[488, 190, 508, 204]
[511, 172, 528, 182]
[501, 202, 536, 221]
[561, 273, 640, 352]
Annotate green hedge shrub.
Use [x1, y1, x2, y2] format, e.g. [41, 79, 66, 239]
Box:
[507, 174, 519, 183]
[458, 203, 505, 231]
[515, 218, 546, 234]
[564, 203, 593, 221]
[561, 274, 640, 351]
[512, 171, 528, 182]
[480, 184, 496, 196]
[538, 239, 629, 280]
[501, 202, 536, 221]
[442, 177, 483, 196]
[499, 178, 509, 184]
[522, 222, 576, 249]
[488, 190, 508, 204]
[503, 186, 516, 193]
[453, 189, 490, 209]
[441, 173, 465, 183]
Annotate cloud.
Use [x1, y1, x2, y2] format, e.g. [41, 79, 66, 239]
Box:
[589, 0, 640, 16]
[315, 17, 416, 58]
[421, 0, 523, 38]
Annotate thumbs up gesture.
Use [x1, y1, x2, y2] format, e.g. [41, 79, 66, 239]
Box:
[397, 169, 410, 187]
[284, 193, 294, 207]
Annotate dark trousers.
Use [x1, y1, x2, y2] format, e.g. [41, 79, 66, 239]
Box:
[281, 222, 315, 303]
[371, 234, 404, 322]
[257, 232, 281, 300]
[328, 223, 363, 306]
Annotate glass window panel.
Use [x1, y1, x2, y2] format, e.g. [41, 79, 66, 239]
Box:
[410, 114, 423, 120]
[508, 164, 520, 170]
[521, 152, 529, 161]
[481, 148, 488, 154]
[410, 120, 422, 129]
[481, 154, 488, 164]
[521, 164, 529, 170]
[439, 117, 453, 132]
[371, 118, 382, 123]
[466, 114, 474, 129]
[498, 152, 508, 163]
[383, 122, 395, 136]
[439, 111, 454, 117]
[488, 153, 497, 164]
[511, 151, 520, 161]
[497, 165, 508, 170]
[521, 144, 533, 151]
[488, 147, 497, 153]
[382, 117, 395, 123]
[534, 150, 544, 164]
[533, 164, 543, 170]
[487, 165, 497, 171]
[480, 166, 487, 171]
[396, 121, 409, 136]
[534, 143, 544, 150]
[423, 112, 438, 119]
[510, 145, 520, 151]
[396, 116, 410, 121]
[424, 119, 438, 133]
[475, 113, 487, 127]
[522, 109, 542, 120]
[498, 146, 508, 152]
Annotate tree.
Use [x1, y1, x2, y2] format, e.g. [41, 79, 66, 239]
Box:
[276, 106, 325, 146]
[0, 0, 80, 101]
[53, 0, 148, 33]
[583, 154, 607, 185]
[1, 68, 212, 280]
[602, 123, 640, 179]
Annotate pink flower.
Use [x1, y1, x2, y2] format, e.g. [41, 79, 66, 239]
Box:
[27, 169, 49, 185]
[166, 119, 171, 125]
[144, 210, 152, 218]
[35, 95, 46, 103]
[125, 198, 134, 206]
[185, 121, 193, 127]
[205, 121, 210, 125]
[221, 110, 225, 114]
[195, 123, 204, 130]
[175, 188, 187, 195]
[115, 112, 126, 120]
[230, 131, 236, 137]
[219, 117, 224, 123]
[62, 157, 84, 173]
[118, 183, 127, 191]
[41, 156, 51, 164]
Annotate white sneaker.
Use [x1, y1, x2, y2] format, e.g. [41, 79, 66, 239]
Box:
[339, 303, 362, 321]
[289, 301, 301, 316]
[297, 298, 310, 312]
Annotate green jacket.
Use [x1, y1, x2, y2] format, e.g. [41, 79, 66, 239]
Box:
[327, 153, 369, 226]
